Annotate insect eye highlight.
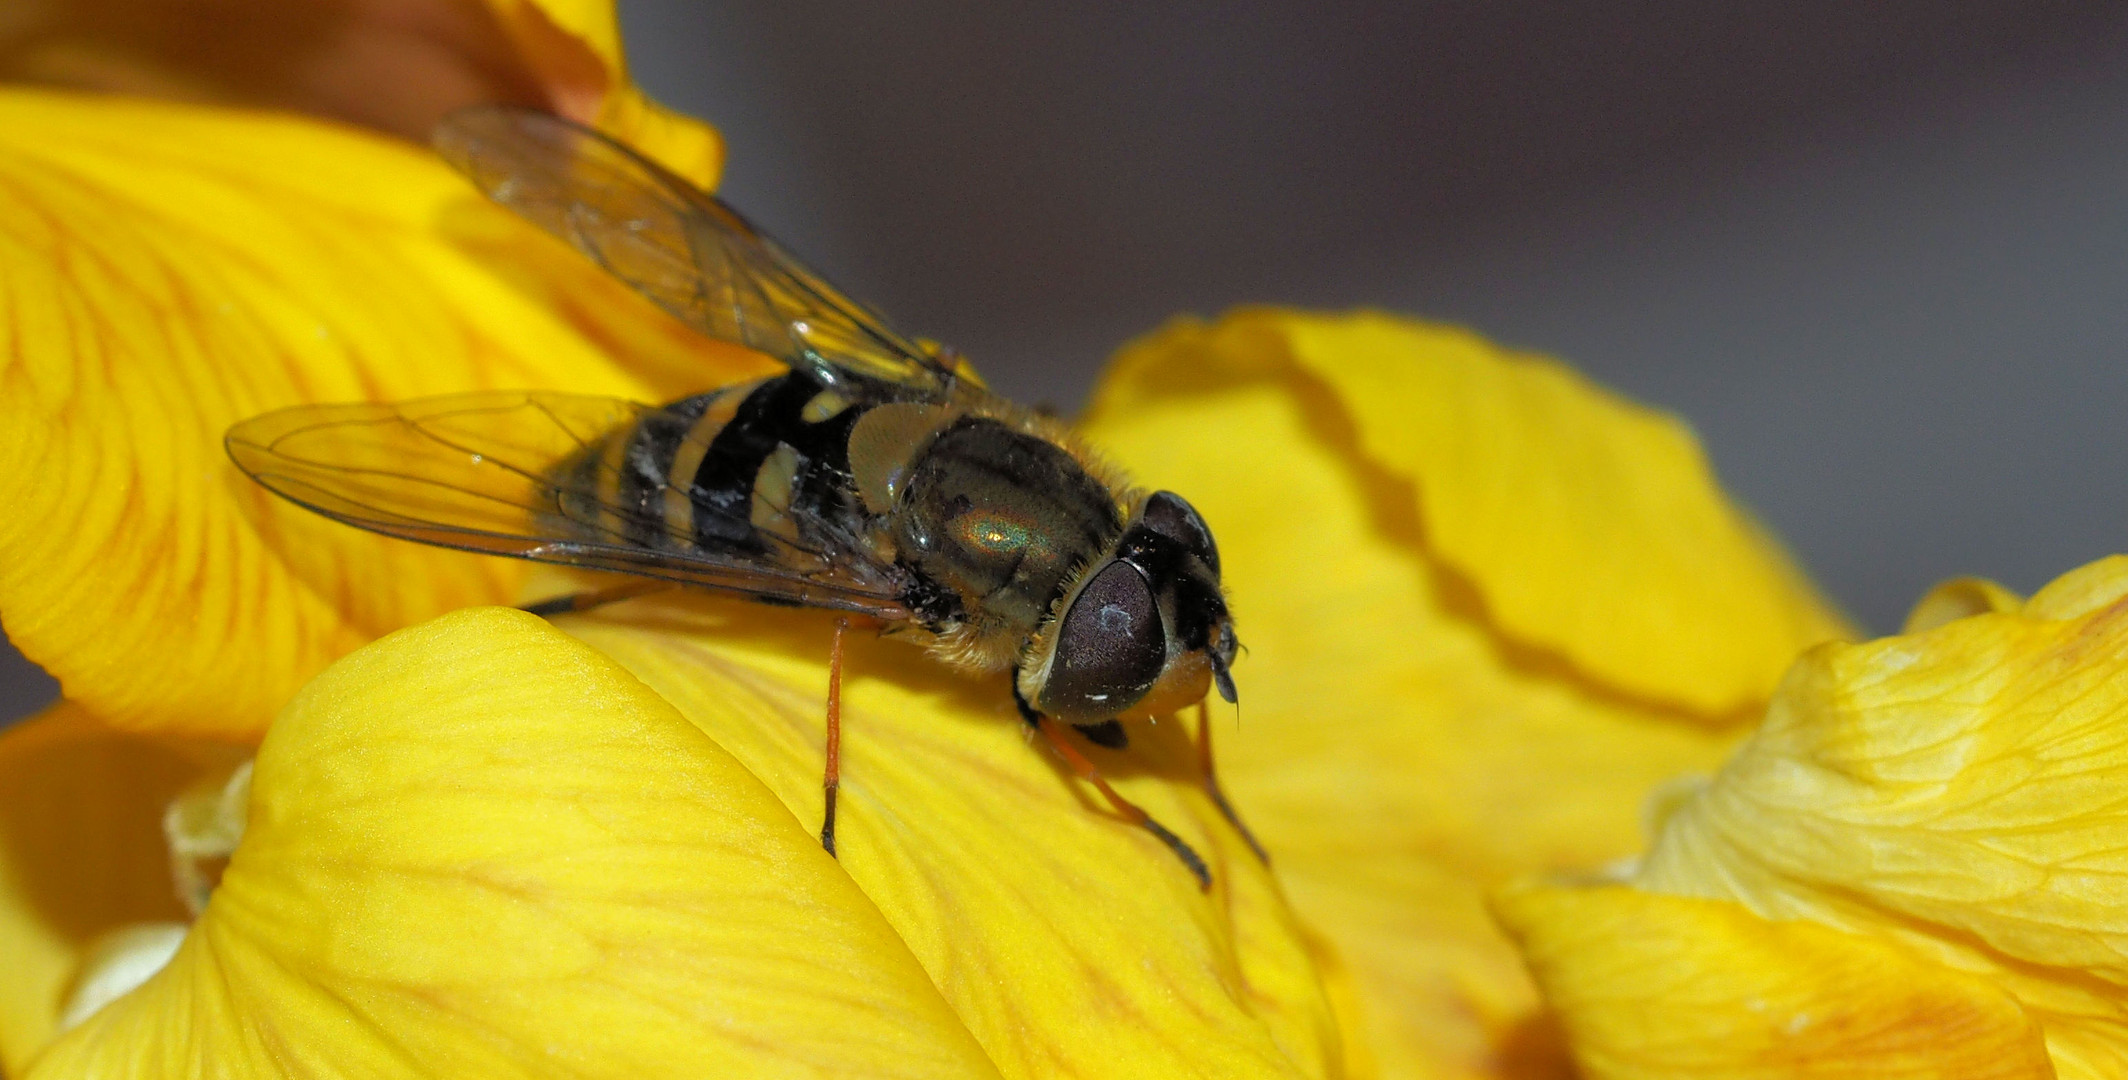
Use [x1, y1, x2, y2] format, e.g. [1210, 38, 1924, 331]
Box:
[1040, 560, 1166, 722]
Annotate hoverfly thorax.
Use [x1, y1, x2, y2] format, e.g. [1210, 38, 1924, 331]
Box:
[1020, 491, 1237, 726]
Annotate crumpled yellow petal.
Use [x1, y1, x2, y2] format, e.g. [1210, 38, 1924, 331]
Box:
[1494, 883, 2055, 1079]
[29, 607, 1004, 1079]
[563, 597, 1343, 1080]
[1507, 555, 2128, 1079]
[1076, 309, 1847, 1078]
[476, 0, 722, 185]
[0, 706, 220, 1075]
[0, 87, 773, 739]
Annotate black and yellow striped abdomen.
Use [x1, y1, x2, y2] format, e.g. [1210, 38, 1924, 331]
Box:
[557, 371, 1125, 656]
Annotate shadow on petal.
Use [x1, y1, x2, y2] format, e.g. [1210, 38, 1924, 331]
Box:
[0, 706, 233, 1073]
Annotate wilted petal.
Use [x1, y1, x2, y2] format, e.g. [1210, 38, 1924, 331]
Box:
[0, 706, 221, 1073]
[564, 598, 1343, 1080]
[29, 607, 1003, 1079]
[1077, 309, 1847, 1077]
[1507, 555, 2128, 1079]
[0, 88, 772, 739]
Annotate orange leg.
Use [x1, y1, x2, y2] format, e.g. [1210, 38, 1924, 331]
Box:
[1032, 716, 1211, 890]
[821, 617, 849, 856]
[1197, 701, 1269, 864]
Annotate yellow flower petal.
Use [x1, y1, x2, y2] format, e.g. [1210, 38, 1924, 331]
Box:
[564, 599, 1344, 1079]
[0, 706, 216, 1073]
[1494, 882, 2055, 1079]
[477, 0, 722, 185]
[1077, 309, 1846, 1078]
[0, 88, 773, 739]
[30, 607, 1003, 1079]
[1510, 554, 2128, 1078]
[1092, 309, 1849, 714]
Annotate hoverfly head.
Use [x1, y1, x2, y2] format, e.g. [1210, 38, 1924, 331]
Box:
[1023, 491, 1236, 724]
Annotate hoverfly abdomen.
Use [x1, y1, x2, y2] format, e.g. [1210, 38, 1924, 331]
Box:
[557, 373, 883, 574]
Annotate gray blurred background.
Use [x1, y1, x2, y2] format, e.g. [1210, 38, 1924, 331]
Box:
[6, 1, 2128, 723]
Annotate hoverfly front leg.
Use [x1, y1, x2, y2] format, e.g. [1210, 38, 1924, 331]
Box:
[1195, 701, 1269, 865]
[821, 616, 849, 857]
[1014, 685, 1213, 890]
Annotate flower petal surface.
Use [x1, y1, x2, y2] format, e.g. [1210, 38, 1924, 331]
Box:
[0, 88, 771, 739]
[1076, 310, 1846, 1078]
[29, 607, 1002, 1079]
[1510, 556, 2128, 1078]
[563, 598, 1344, 1080]
[0, 707, 212, 1074]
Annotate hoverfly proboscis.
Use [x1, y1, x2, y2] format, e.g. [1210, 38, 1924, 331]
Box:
[225, 105, 1259, 888]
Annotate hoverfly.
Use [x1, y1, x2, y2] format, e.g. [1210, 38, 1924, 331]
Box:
[226, 106, 1259, 887]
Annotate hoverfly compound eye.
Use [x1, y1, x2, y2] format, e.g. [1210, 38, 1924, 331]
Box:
[1040, 560, 1166, 722]
[1139, 491, 1219, 574]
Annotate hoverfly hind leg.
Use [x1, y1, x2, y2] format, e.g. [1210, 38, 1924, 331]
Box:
[821, 617, 849, 857]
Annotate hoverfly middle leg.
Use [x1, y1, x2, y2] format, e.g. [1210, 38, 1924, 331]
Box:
[1194, 701, 1269, 865]
[1014, 686, 1212, 891]
[820, 616, 849, 857]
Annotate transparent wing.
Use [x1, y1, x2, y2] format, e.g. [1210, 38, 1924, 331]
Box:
[225, 392, 914, 618]
[434, 105, 959, 395]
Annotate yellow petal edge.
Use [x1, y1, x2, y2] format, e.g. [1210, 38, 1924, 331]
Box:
[1502, 555, 2128, 1079]
[1088, 308, 1851, 716]
[28, 607, 1001, 1079]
